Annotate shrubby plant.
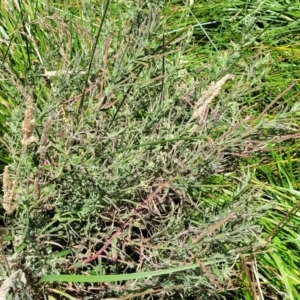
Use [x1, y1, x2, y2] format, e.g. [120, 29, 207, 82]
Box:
[0, 1, 299, 299]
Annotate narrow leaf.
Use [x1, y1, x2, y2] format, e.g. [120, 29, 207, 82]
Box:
[39, 264, 198, 283]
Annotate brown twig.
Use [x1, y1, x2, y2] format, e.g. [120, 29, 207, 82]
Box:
[188, 250, 224, 291]
[192, 212, 236, 244]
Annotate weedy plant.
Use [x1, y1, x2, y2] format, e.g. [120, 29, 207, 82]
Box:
[0, 0, 300, 299]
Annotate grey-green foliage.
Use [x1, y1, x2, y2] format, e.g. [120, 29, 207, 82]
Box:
[1, 1, 299, 299]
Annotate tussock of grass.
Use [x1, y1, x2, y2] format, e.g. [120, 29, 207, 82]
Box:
[0, 1, 299, 299]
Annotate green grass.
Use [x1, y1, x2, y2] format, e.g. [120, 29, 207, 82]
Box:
[0, 0, 300, 299]
[252, 149, 300, 299]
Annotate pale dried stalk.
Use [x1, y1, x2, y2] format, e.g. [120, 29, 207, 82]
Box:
[190, 73, 233, 122]
[2, 166, 17, 214]
[33, 177, 40, 202]
[38, 115, 52, 154]
[43, 70, 86, 78]
[34, 115, 53, 201]
[0, 270, 24, 300]
[21, 95, 37, 146]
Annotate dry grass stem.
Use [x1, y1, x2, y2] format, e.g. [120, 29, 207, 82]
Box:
[21, 95, 37, 146]
[191, 73, 233, 122]
[0, 270, 23, 300]
[2, 166, 17, 214]
[33, 177, 41, 201]
[38, 115, 53, 154]
[43, 70, 86, 78]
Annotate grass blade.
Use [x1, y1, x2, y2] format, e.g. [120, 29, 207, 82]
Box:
[39, 264, 199, 283]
